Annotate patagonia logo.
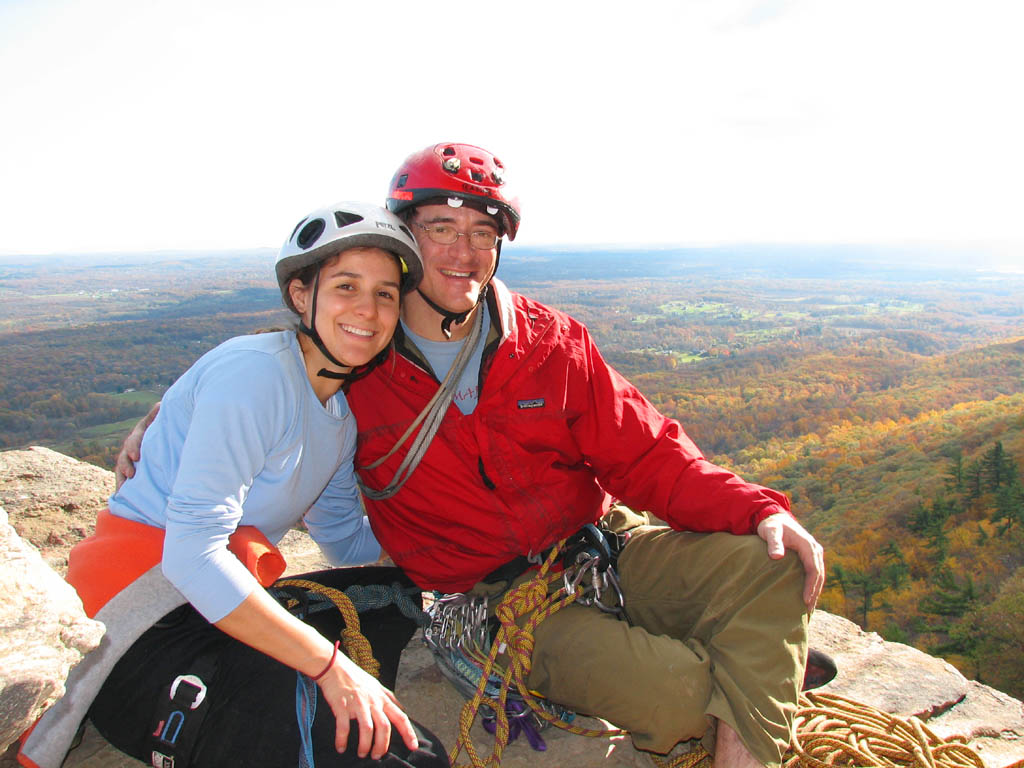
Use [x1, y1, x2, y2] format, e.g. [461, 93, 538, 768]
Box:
[517, 398, 545, 409]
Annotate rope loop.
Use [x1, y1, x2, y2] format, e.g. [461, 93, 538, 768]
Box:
[275, 578, 381, 679]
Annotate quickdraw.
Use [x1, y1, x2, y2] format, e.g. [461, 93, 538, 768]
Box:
[426, 534, 638, 767]
[423, 589, 576, 729]
[559, 523, 626, 616]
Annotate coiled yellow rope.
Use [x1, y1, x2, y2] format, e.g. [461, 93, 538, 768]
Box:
[446, 549, 992, 768]
[275, 578, 381, 679]
[788, 691, 987, 768]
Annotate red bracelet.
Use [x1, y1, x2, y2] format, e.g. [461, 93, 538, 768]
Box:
[311, 640, 340, 681]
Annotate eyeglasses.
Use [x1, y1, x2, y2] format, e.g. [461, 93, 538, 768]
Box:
[415, 222, 499, 250]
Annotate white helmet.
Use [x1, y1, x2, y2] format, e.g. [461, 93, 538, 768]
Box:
[276, 201, 423, 312]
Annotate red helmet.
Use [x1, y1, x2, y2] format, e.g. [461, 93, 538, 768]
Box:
[386, 143, 521, 240]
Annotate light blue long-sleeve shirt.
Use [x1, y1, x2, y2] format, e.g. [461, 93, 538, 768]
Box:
[108, 331, 380, 622]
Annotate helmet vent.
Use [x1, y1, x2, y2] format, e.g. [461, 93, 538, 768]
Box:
[297, 218, 326, 249]
[334, 211, 365, 228]
[469, 156, 484, 165]
[442, 146, 456, 156]
[470, 170, 484, 182]
[399, 224, 414, 241]
[289, 217, 309, 242]
[396, 173, 408, 189]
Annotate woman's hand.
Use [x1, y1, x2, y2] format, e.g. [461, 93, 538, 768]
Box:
[316, 653, 418, 759]
[214, 588, 418, 759]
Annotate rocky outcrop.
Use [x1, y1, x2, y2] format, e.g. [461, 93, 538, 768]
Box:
[0, 447, 112, 575]
[1, 447, 1023, 768]
[0, 505, 105, 753]
[810, 611, 1024, 768]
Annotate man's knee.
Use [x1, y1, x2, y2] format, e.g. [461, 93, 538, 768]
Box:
[528, 604, 715, 750]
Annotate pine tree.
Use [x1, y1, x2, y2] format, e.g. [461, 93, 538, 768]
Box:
[965, 459, 984, 500]
[982, 441, 1016, 491]
[881, 541, 910, 589]
[945, 451, 965, 493]
[921, 568, 978, 660]
[992, 479, 1024, 536]
[831, 563, 886, 629]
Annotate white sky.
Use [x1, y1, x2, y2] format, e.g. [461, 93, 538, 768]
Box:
[1, 0, 1022, 258]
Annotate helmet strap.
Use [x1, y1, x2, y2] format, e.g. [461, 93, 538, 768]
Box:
[415, 288, 482, 340]
[417, 240, 499, 339]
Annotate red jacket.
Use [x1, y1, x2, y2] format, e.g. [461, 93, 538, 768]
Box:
[348, 280, 790, 593]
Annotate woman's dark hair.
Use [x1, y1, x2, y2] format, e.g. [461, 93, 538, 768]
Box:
[285, 258, 329, 307]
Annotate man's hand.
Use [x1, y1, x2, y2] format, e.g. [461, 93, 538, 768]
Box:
[756, 512, 825, 612]
[114, 402, 160, 489]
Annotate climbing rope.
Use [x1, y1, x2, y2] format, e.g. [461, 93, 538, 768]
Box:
[336, 582, 427, 624]
[787, 691, 987, 768]
[448, 539, 628, 768]
[275, 578, 380, 679]
[442, 548, 991, 768]
[359, 306, 485, 500]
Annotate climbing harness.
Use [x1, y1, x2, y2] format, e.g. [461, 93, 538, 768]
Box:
[147, 655, 216, 768]
[270, 579, 427, 627]
[272, 578, 427, 678]
[424, 524, 627, 725]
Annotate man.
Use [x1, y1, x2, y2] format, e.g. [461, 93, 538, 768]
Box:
[120, 142, 824, 768]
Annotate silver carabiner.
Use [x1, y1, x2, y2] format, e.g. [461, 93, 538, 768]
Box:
[592, 564, 626, 615]
[562, 553, 600, 598]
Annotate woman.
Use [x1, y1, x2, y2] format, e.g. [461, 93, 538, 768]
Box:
[19, 203, 448, 768]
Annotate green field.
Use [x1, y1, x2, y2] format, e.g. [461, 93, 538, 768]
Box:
[48, 390, 161, 457]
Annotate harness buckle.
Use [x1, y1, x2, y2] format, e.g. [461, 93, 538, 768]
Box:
[559, 524, 627, 616]
[169, 675, 207, 710]
[561, 524, 613, 573]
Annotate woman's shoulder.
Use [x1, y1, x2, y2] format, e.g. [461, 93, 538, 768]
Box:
[213, 330, 295, 357]
[196, 331, 296, 368]
[187, 332, 301, 401]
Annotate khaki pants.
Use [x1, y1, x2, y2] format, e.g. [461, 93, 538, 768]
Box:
[524, 526, 807, 767]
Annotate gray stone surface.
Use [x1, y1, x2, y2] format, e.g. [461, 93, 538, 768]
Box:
[0, 446, 111, 575]
[808, 610, 970, 717]
[0, 506, 105, 753]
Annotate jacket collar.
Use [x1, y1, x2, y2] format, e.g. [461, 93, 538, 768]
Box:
[393, 279, 515, 381]
[488, 278, 516, 345]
